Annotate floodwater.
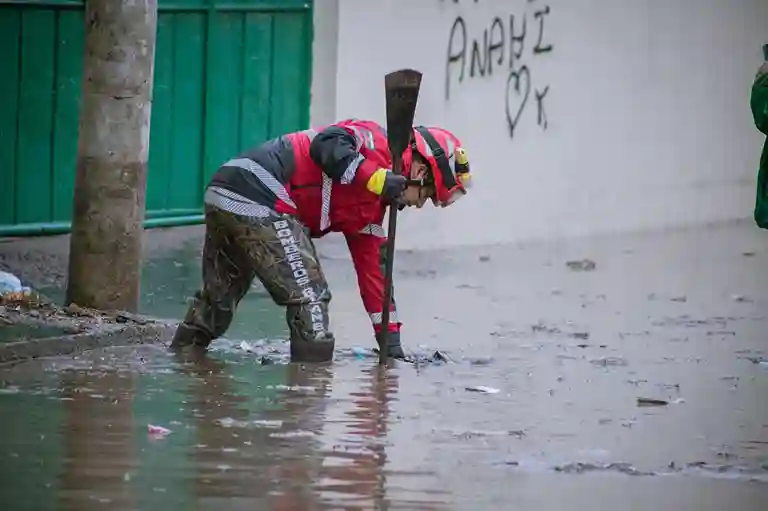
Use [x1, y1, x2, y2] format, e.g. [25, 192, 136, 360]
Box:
[1, 221, 768, 510]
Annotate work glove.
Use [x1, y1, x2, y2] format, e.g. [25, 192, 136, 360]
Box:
[366, 169, 407, 205]
[376, 330, 405, 359]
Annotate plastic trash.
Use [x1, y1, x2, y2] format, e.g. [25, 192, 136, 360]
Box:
[351, 346, 368, 360]
[637, 397, 668, 407]
[148, 424, 172, 439]
[0, 271, 22, 295]
[466, 385, 500, 394]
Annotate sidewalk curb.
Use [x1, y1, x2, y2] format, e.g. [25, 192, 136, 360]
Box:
[0, 322, 178, 367]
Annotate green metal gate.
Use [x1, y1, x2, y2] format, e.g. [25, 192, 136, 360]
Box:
[0, 0, 313, 236]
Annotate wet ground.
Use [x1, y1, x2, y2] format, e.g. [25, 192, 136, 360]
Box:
[1, 220, 768, 510]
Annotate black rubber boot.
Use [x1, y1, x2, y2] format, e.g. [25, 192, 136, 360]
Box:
[169, 323, 213, 351]
[290, 332, 336, 363]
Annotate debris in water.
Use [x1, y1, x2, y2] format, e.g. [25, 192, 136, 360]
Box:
[553, 462, 654, 476]
[731, 294, 753, 303]
[532, 321, 560, 334]
[148, 424, 172, 439]
[670, 295, 687, 303]
[114, 311, 147, 324]
[637, 398, 668, 407]
[431, 350, 451, 363]
[351, 346, 368, 360]
[465, 385, 500, 394]
[565, 259, 596, 271]
[0, 271, 22, 294]
[570, 332, 590, 340]
[590, 356, 628, 367]
[478, 254, 491, 262]
[240, 341, 254, 352]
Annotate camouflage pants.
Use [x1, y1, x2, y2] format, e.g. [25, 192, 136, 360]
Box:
[171, 204, 335, 362]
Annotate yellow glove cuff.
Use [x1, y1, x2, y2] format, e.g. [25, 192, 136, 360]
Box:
[456, 147, 468, 166]
[366, 168, 388, 195]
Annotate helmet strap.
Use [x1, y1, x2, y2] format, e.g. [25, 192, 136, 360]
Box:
[414, 126, 457, 190]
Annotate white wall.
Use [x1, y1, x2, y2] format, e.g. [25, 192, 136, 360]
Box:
[312, 0, 768, 249]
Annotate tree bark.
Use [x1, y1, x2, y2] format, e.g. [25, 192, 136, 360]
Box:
[66, 0, 157, 312]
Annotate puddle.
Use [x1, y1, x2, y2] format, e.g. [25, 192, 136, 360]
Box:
[2, 223, 768, 509]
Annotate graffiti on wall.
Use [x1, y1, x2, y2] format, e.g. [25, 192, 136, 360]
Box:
[443, 0, 554, 140]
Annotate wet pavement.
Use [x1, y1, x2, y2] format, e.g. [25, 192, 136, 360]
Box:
[1, 220, 768, 510]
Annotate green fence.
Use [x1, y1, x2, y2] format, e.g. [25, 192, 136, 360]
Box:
[0, 0, 313, 236]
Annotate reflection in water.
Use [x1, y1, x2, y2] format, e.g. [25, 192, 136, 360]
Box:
[56, 369, 137, 511]
[318, 364, 396, 510]
[175, 350, 335, 509]
[0, 347, 446, 510]
[174, 351, 447, 510]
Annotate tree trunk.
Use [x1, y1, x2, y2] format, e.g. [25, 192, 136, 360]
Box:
[66, 0, 157, 312]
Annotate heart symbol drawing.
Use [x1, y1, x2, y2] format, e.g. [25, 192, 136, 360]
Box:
[505, 65, 531, 140]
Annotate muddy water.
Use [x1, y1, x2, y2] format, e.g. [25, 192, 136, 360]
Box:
[1, 221, 768, 510]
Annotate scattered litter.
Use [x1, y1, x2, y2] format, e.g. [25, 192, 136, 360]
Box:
[239, 341, 254, 353]
[532, 322, 560, 334]
[478, 255, 491, 262]
[431, 350, 451, 363]
[269, 430, 316, 439]
[216, 417, 283, 429]
[707, 330, 736, 337]
[742, 251, 756, 257]
[731, 294, 753, 303]
[670, 296, 687, 303]
[468, 356, 493, 366]
[450, 428, 525, 440]
[637, 398, 668, 407]
[565, 259, 596, 271]
[465, 385, 500, 394]
[554, 462, 654, 476]
[570, 332, 590, 340]
[759, 361, 768, 369]
[114, 311, 147, 325]
[147, 424, 172, 439]
[351, 346, 368, 360]
[0, 271, 22, 294]
[590, 356, 628, 367]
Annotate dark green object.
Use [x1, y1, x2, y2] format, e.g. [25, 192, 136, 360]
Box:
[752, 68, 768, 229]
[380, 68, 422, 364]
[763, 43, 768, 61]
[0, 0, 313, 236]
